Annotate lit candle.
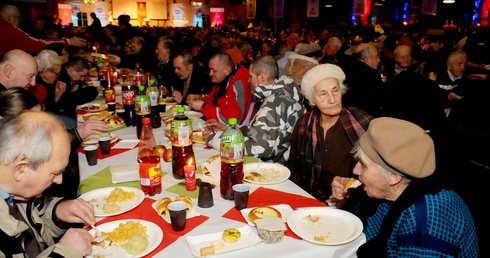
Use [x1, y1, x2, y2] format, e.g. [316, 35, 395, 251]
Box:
[184, 159, 196, 191]
[92, 46, 97, 53]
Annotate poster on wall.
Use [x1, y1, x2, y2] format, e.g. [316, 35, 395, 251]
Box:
[93, 2, 109, 27]
[170, 4, 190, 27]
[273, 0, 284, 18]
[421, 0, 437, 16]
[137, 2, 147, 24]
[210, 7, 224, 27]
[58, 4, 72, 26]
[353, 0, 365, 15]
[246, 0, 256, 19]
[307, 0, 319, 17]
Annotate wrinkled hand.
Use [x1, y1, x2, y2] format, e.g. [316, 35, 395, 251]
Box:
[186, 94, 202, 103]
[55, 199, 96, 226]
[68, 36, 87, 47]
[331, 176, 351, 200]
[172, 90, 184, 104]
[54, 81, 67, 102]
[105, 54, 121, 65]
[468, 73, 488, 81]
[58, 228, 94, 257]
[205, 119, 227, 131]
[77, 120, 108, 140]
[202, 128, 213, 142]
[188, 99, 204, 111]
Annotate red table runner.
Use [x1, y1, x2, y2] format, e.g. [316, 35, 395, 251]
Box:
[77, 139, 138, 160]
[95, 198, 208, 257]
[222, 187, 326, 239]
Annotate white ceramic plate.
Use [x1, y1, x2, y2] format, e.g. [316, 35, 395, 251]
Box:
[243, 163, 291, 184]
[286, 207, 363, 245]
[150, 201, 201, 223]
[89, 219, 163, 258]
[82, 133, 118, 146]
[240, 204, 293, 226]
[79, 187, 145, 217]
[77, 103, 108, 113]
[185, 225, 261, 257]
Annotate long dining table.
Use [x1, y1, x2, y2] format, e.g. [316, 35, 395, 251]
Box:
[76, 92, 366, 258]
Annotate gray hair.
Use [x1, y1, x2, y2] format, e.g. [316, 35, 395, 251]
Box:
[352, 142, 411, 184]
[0, 111, 65, 171]
[251, 55, 279, 81]
[447, 50, 467, 64]
[0, 4, 18, 22]
[35, 49, 64, 73]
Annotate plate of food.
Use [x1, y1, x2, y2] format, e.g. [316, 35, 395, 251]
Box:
[79, 110, 111, 123]
[89, 219, 163, 258]
[186, 225, 261, 257]
[286, 207, 363, 246]
[240, 204, 293, 226]
[79, 187, 145, 217]
[151, 196, 201, 223]
[243, 163, 291, 184]
[192, 131, 205, 144]
[103, 115, 126, 129]
[78, 103, 108, 113]
[82, 133, 118, 146]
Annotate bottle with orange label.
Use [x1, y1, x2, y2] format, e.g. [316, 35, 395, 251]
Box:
[104, 68, 116, 113]
[137, 117, 162, 196]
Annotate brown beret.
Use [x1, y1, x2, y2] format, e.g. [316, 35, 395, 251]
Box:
[360, 117, 435, 178]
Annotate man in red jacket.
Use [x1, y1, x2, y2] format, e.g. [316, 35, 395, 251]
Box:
[187, 52, 254, 125]
[0, 4, 86, 57]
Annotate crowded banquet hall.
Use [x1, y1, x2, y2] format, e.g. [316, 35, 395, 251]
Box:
[0, 0, 488, 257]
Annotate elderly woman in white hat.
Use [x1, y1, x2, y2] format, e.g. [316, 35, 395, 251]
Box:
[331, 117, 478, 257]
[287, 63, 372, 202]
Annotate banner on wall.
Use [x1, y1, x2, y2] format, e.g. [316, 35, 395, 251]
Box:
[93, 2, 109, 26]
[273, 0, 284, 18]
[58, 4, 72, 26]
[421, 0, 437, 16]
[353, 0, 365, 15]
[246, 0, 256, 19]
[210, 7, 224, 27]
[137, 2, 147, 23]
[307, 0, 319, 17]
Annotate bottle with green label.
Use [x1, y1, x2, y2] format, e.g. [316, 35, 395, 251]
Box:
[135, 85, 150, 139]
[171, 106, 194, 179]
[146, 77, 161, 128]
[220, 118, 244, 200]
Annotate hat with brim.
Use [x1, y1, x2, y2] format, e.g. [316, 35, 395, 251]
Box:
[360, 117, 436, 179]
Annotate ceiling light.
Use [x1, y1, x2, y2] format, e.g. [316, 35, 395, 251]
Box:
[443, 0, 455, 3]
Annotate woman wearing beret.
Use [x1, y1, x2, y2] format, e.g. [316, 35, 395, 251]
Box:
[287, 64, 372, 202]
[331, 117, 479, 257]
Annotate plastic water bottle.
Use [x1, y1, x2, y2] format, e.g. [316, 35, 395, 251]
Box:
[220, 118, 244, 200]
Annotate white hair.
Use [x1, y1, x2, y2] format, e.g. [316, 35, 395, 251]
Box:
[35, 49, 65, 73]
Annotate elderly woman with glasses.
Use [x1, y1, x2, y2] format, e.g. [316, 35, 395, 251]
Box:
[32, 49, 66, 111]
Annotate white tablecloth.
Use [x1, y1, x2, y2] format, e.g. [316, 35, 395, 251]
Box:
[78, 110, 366, 258]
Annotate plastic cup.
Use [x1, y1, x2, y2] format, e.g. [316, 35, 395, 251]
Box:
[84, 145, 98, 166]
[198, 182, 214, 208]
[232, 184, 250, 210]
[168, 201, 187, 231]
[98, 136, 111, 155]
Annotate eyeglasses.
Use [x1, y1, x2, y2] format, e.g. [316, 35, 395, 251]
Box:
[50, 70, 61, 77]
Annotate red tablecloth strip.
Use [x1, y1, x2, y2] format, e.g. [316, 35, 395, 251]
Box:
[78, 139, 137, 160]
[94, 198, 209, 257]
[221, 186, 326, 240]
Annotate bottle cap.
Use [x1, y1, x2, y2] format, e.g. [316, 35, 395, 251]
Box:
[142, 117, 151, 125]
[138, 85, 144, 91]
[177, 106, 185, 113]
[228, 118, 237, 125]
[150, 79, 155, 85]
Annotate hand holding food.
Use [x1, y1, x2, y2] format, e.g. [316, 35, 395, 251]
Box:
[343, 178, 362, 192]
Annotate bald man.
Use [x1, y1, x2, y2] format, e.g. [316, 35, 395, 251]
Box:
[0, 49, 38, 91]
[321, 37, 345, 65]
[393, 45, 414, 75]
[0, 4, 86, 56]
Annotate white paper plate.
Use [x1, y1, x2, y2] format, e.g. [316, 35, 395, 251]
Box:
[192, 131, 205, 144]
[82, 133, 118, 146]
[78, 103, 108, 113]
[243, 163, 291, 184]
[151, 201, 201, 223]
[79, 187, 145, 217]
[89, 219, 163, 258]
[186, 225, 261, 257]
[240, 204, 293, 226]
[78, 112, 111, 123]
[286, 207, 363, 245]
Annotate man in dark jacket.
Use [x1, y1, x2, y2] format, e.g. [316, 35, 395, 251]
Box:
[172, 50, 212, 105]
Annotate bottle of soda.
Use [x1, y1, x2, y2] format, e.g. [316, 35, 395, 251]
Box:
[104, 68, 116, 113]
[171, 106, 195, 179]
[122, 83, 138, 127]
[220, 118, 245, 200]
[146, 76, 161, 129]
[134, 63, 144, 87]
[137, 117, 162, 196]
[135, 85, 151, 139]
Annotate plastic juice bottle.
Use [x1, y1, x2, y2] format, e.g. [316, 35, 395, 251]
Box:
[137, 117, 162, 196]
[171, 106, 195, 179]
[135, 85, 151, 139]
[220, 118, 245, 200]
[146, 76, 161, 128]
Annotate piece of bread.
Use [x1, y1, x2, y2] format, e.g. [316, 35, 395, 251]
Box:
[222, 228, 241, 243]
[343, 178, 362, 192]
[207, 154, 220, 163]
[155, 196, 193, 219]
[248, 207, 282, 223]
[104, 115, 125, 128]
